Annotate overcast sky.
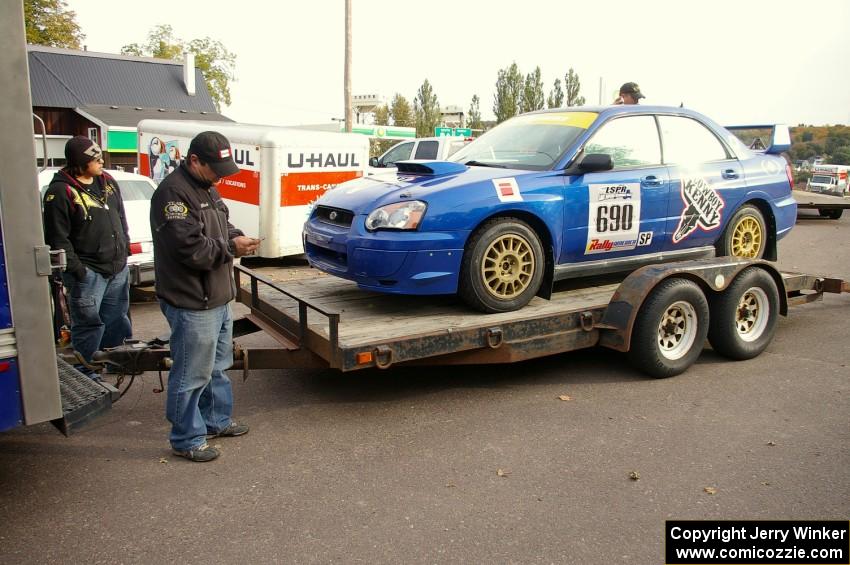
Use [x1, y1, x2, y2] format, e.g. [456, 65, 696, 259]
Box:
[68, 0, 850, 128]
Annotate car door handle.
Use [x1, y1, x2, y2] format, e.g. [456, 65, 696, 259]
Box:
[722, 169, 739, 179]
[640, 175, 664, 187]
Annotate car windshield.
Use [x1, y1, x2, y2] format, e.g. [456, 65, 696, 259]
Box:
[810, 175, 835, 184]
[451, 111, 597, 170]
[120, 180, 156, 201]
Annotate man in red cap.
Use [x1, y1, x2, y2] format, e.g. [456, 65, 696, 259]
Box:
[43, 136, 132, 369]
[150, 131, 260, 462]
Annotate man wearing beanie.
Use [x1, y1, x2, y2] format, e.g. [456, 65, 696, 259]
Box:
[150, 131, 260, 462]
[43, 136, 132, 368]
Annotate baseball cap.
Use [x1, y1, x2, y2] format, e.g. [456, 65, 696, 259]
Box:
[619, 82, 645, 99]
[65, 136, 103, 167]
[188, 131, 240, 177]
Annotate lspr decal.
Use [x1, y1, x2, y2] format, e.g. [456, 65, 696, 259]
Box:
[672, 177, 724, 244]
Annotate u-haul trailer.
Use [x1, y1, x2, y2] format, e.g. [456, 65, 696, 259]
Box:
[137, 120, 369, 258]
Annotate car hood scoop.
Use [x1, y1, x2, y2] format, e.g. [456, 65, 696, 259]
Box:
[395, 160, 467, 176]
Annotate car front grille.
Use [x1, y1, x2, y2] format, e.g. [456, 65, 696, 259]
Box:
[314, 206, 354, 228]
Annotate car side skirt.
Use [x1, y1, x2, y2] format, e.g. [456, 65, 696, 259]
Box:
[553, 246, 716, 281]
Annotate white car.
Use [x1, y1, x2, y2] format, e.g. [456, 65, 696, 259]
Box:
[38, 168, 155, 286]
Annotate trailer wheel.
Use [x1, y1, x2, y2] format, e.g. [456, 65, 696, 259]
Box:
[707, 267, 779, 360]
[459, 218, 544, 313]
[818, 209, 843, 220]
[717, 204, 766, 259]
[628, 278, 709, 378]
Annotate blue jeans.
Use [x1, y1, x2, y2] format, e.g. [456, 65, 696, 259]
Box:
[161, 301, 234, 451]
[63, 266, 132, 362]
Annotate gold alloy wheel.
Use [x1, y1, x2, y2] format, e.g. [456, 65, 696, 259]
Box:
[480, 233, 535, 299]
[731, 216, 763, 258]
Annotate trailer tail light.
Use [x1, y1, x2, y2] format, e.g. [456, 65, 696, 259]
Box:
[785, 164, 794, 190]
[129, 241, 152, 255]
[356, 351, 373, 365]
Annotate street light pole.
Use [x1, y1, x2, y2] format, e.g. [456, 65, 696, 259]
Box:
[344, 0, 353, 133]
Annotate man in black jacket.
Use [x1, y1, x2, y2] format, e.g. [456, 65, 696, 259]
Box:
[151, 131, 260, 462]
[43, 136, 132, 366]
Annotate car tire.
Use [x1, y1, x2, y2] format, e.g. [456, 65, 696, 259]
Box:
[717, 204, 766, 259]
[818, 209, 843, 220]
[628, 278, 709, 378]
[459, 217, 544, 313]
[707, 267, 779, 360]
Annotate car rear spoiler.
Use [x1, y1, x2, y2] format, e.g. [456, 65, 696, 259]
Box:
[725, 124, 791, 155]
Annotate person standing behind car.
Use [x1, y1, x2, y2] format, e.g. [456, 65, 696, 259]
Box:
[43, 136, 132, 368]
[150, 131, 260, 463]
[613, 82, 645, 105]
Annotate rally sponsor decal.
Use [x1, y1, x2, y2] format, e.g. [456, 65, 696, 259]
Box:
[164, 201, 189, 220]
[492, 177, 522, 202]
[672, 177, 725, 244]
[585, 183, 642, 254]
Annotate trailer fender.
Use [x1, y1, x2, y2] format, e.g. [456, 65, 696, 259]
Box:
[598, 257, 787, 352]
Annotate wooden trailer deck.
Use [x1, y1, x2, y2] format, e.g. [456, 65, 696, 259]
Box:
[235, 267, 621, 371]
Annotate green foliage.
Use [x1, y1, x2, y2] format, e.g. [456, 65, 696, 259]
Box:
[121, 25, 236, 111]
[547, 78, 564, 109]
[25, 0, 84, 49]
[801, 131, 813, 142]
[521, 67, 545, 113]
[389, 93, 414, 128]
[564, 68, 585, 106]
[493, 62, 523, 123]
[825, 131, 850, 155]
[467, 95, 482, 131]
[370, 105, 392, 156]
[413, 79, 441, 138]
[831, 147, 850, 165]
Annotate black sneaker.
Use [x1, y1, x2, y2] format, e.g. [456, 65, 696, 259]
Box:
[172, 442, 220, 462]
[206, 421, 249, 439]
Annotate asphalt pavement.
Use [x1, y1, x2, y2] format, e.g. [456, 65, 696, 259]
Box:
[1, 209, 848, 564]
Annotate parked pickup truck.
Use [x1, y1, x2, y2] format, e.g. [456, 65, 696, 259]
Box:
[369, 136, 470, 170]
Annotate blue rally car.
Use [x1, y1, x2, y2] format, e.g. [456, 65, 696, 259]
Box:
[303, 106, 796, 313]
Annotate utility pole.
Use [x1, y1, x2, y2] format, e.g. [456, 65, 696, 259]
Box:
[344, 0, 353, 132]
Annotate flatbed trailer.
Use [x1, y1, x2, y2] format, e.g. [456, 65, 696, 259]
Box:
[225, 257, 849, 379]
[793, 189, 850, 220]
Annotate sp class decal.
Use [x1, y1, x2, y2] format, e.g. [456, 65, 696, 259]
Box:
[585, 183, 650, 254]
[672, 177, 724, 244]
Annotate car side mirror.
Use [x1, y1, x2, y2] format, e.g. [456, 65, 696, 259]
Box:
[577, 153, 613, 173]
[369, 157, 379, 167]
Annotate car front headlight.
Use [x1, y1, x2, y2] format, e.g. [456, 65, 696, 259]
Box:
[365, 200, 427, 231]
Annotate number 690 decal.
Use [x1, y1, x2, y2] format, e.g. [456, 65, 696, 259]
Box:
[586, 183, 643, 255]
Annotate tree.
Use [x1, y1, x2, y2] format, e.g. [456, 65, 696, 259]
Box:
[520, 67, 545, 113]
[389, 93, 414, 128]
[564, 68, 585, 107]
[25, 0, 84, 49]
[831, 147, 850, 166]
[547, 78, 564, 109]
[467, 95, 482, 131]
[493, 62, 524, 123]
[801, 131, 814, 142]
[825, 130, 850, 155]
[370, 105, 392, 157]
[413, 79, 441, 138]
[122, 25, 236, 111]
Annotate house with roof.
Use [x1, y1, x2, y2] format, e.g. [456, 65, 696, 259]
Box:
[28, 45, 232, 170]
